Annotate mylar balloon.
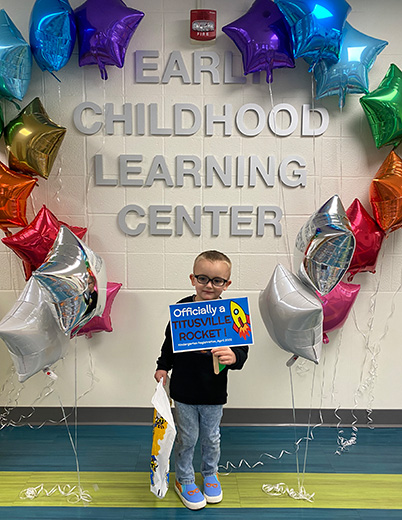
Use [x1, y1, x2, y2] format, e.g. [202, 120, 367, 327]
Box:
[294, 195, 355, 295]
[314, 23, 388, 108]
[74, 0, 144, 80]
[360, 64, 402, 149]
[2, 205, 87, 280]
[75, 282, 121, 338]
[0, 162, 37, 231]
[29, 0, 76, 74]
[0, 277, 70, 382]
[370, 150, 402, 233]
[222, 0, 295, 83]
[275, 0, 351, 69]
[346, 198, 385, 279]
[0, 105, 4, 137]
[32, 226, 107, 335]
[0, 9, 32, 101]
[259, 264, 323, 364]
[318, 281, 360, 343]
[4, 97, 66, 179]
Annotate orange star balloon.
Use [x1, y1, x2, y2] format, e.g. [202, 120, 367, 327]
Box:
[4, 97, 66, 179]
[370, 150, 402, 233]
[0, 162, 37, 232]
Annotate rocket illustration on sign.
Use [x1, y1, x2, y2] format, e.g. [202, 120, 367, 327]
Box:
[230, 301, 251, 340]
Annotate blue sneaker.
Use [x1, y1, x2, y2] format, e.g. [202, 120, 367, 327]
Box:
[174, 480, 206, 510]
[203, 474, 223, 503]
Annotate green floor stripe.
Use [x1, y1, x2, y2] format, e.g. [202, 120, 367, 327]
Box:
[1, 471, 402, 510]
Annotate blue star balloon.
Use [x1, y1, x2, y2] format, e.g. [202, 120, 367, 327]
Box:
[29, 0, 76, 75]
[0, 9, 32, 101]
[222, 0, 295, 83]
[275, 0, 351, 70]
[314, 23, 388, 107]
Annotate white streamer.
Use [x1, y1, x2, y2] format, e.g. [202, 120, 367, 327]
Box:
[19, 483, 92, 504]
[262, 482, 315, 502]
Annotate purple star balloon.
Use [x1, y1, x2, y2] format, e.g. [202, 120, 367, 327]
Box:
[222, 0, 295, 83]
[74, 0, 144, 80]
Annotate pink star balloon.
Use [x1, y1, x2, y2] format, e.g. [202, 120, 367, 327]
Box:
[2, 205, 87, 280]
[318, 281, 360, 343]
[75, 282, 122, 338]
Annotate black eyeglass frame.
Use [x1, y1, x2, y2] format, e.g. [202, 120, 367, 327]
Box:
[193, 274, 229, 287]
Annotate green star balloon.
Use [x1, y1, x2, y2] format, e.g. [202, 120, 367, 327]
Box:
[360, 64, 402, 148]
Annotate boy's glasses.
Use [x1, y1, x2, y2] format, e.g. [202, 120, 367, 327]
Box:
[193, 274, 228, 287]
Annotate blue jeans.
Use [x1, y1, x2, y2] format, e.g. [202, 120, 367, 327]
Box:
[174, 401, 223, 485]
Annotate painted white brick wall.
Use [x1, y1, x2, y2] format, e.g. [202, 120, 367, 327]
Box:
[0, 0, 401, 412]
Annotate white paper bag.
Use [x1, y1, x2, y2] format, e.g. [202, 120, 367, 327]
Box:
[150, 379, 176, 498]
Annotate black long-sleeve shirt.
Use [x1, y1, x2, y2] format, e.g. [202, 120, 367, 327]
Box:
[156, 295, 249, 405]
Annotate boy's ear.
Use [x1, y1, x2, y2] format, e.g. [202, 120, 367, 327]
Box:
[223, 280, 232, 290]
[189, 273, 196, 286]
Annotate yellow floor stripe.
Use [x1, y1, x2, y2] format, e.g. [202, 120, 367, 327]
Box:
[1, 471, 401, 509]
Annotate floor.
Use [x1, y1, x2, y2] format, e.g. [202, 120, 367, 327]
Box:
[0, 424, 401, 519]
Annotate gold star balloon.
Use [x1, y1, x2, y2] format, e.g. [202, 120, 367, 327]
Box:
[4, 97, 66, 179]
[360, 64, 402, 148]
[0, 161, 37, 232]
[370, 150, 402, 233]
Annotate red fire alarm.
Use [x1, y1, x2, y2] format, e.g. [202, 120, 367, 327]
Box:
[190, 9, 217, 42]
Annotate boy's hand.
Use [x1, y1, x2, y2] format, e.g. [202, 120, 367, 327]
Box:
[211, 347, 236, 366]
[154, 369, 168, 385]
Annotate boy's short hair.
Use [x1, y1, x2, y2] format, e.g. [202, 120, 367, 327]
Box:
[193, 250, 232, 273]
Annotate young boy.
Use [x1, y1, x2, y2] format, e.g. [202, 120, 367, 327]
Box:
[154, 250, 249, 510]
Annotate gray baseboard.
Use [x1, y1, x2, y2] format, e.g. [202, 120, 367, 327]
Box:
[1, 407, 402, 426]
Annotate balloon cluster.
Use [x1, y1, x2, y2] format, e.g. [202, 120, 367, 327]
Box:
[222, 0, 388, 108]
[0, 0, 144, 104]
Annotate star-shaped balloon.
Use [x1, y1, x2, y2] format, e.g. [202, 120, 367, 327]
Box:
[222, 0, 295, 83]
[0, 277, 70, 382]
[4, 97, 66, 179]
[370, 150, 402, 233]
[360, 64, 402, 149]
[0, 162, 37, 232]
[29, 0, 77, 74]
[259, 264, 323, 364]
[294, 195, 355, 295]
[275, 0, 351, 70]
[2, 205, 87, 280]
[32, 226, 107, 335]
[74, 0, 144, 80]
[318, 281, 360, 344]
[75, 282, 122, 338]
[314, 23, 388, 108]
[346, 198, 385, 279]
[0, 9, 32, 101]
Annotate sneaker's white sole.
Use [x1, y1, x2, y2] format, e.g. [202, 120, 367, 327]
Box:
[174, 483, 207, 510]
[204, 491, 223, 504]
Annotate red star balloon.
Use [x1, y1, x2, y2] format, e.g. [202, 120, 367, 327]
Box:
[0, 162, 37, 232]
[360, 64, 402, 148]
[370, 150, 402, 233]
[4, 97, 66, 179]
[75, 282, 122, 338]
[74, 0, 144, 80]
[2, 205, 87, 280]
[346, 199, 385, 280]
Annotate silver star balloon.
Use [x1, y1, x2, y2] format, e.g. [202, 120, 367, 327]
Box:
[259, 264, 323, 364]
[32, 226, 107, 335]
[294, 195, 355, 295]
[0, 278, 69, 382]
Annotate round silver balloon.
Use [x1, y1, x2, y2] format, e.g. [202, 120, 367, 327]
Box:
[294, 195, 355, 295]
[259, 264, 323, 364]
[0, 278, 70, 382]
[32, 225, 107, 335]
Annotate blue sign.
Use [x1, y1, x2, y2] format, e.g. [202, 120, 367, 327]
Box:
[170, 297, 253, 353]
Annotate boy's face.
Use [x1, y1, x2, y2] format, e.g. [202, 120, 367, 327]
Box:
[190, 258, 232, 301]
